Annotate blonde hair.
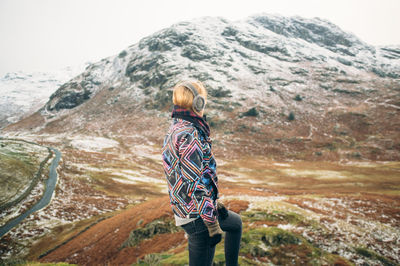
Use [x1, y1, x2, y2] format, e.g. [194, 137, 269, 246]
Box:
[173, 80, 207, 111]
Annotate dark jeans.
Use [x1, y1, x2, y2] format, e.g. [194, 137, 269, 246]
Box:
[181, 210, 242, 266]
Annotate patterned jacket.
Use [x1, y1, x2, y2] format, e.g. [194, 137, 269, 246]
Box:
[162, 118, 219, 223]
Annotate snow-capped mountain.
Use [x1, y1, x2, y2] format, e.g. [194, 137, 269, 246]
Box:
[0, 65, 86, 129]
[5, 14, 400, 160]
[40, 14, 399, 114]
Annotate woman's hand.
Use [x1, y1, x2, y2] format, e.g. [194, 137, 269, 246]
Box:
[204, 220, 223, 246]
[217, 202, 229, 220]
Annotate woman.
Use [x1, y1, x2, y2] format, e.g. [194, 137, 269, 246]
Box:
[162, 80, 242, 266]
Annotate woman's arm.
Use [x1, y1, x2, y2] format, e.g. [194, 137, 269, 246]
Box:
[178, 128, 217, 223]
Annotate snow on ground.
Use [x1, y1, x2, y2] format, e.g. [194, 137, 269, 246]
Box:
[130, 144, 162, 162]
[280, 169, 349, 179]
[224, 190, 399, 263]
[222, 195, 289, 210]
[69, 136, 119, 152]
[277, 223, 297, 230]
[71, 162, 166, 193]
[112, 173, 164, 186]
[286, 196, 400, 263]
[273, 163, 291, 167]
[340, 161, 395, 168]
[1, 133, 68, 144]
[112, 177, 167, 194]
[219, 173, 264, 184]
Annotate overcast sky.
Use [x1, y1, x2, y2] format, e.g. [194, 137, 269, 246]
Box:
[0, 0, 399, 76]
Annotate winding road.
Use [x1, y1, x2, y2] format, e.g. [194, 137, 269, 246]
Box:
[0, 147, 61, 238]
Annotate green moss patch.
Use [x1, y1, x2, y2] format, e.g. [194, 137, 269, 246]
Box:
[242, 210, 304, 225]
[355, 246, 397, 266]
[121, 218, 181, 249]
[135, 253, 172, 265]
[158, 251, 189, 265]
[241, 227, 351, 265]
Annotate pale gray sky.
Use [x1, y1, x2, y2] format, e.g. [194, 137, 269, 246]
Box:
[0, 0, 399, 76]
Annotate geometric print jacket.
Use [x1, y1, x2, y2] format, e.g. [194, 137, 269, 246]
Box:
[162, 118, 219, 223]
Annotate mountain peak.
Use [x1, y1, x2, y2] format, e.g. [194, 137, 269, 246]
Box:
[247, 13, 373, 56]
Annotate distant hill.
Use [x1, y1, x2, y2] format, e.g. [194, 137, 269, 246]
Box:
[0, 66, 85, 129]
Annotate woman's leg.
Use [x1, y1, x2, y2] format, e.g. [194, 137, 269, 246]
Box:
[182, 219, 216, 266]
[187, 232, 216, 266]
[218, 210, 242, 266]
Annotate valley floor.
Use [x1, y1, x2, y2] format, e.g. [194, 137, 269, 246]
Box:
[0, 135, 399, 265]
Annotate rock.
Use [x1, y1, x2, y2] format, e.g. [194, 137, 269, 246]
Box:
[47, 82, 92, 111]
[337, 57, 352, 66]
[121, 219, 179, 249]
[208, 87, 232, 98]
[241, 107, 259, 117]
[139, 27, 191, 52]
[51, 90, 91, 111]
[118, 50, 127, 58]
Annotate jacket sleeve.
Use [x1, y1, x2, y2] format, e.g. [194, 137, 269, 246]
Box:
[178, 129, 217, 223]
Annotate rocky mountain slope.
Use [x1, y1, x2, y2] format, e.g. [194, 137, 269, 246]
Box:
[4, 14, 400, 161]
